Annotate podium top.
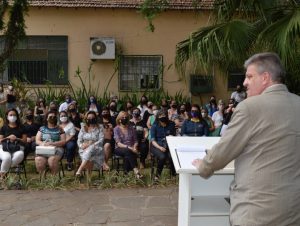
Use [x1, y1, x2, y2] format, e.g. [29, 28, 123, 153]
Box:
[166, 136, 234, 174]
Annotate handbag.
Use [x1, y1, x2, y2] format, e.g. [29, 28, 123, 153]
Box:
[2, 140, 20, 154]
[35, 145, 56, 157]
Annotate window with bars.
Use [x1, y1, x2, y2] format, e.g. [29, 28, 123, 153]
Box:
[228, 71, 245, 89]
[119, 55, 162, 91]
[0, 36, 68, 85]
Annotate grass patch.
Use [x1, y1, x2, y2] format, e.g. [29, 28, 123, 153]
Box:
[1, 160, 178, 190]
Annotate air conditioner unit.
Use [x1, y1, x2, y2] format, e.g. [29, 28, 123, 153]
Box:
[90, 37, 115, 60]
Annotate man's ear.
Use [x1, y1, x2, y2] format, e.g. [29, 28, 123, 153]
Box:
[262, 72, 272, 85]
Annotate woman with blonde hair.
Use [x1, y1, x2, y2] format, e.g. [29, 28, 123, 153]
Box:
[113, 111, 143, 178]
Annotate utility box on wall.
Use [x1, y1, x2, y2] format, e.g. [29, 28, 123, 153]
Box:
[190, 74, 213, 94]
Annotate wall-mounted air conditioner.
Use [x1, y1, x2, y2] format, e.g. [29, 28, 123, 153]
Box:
[90, 37, 115, 60]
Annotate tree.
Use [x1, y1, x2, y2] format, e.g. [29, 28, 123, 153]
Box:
[175, 0, 300, 94]
[0, 0, 28, 73]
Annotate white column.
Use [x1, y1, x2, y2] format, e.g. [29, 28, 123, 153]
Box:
[178, 173, 191, 226]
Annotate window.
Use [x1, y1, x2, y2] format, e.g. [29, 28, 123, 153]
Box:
[119, 55, 162, 91]
[0, 36, 68, 85]
[228, 71, 245, 89]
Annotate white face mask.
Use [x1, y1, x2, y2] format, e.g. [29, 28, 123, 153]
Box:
[8, 86, 13, 91]
[201, 113, 206, 118]
[8, 115, 17, 123]
[153, 110, 158, 116]
[60, 116, 68, 123]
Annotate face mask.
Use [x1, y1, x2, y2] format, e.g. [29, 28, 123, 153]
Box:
[153, 110, 158, 116]
[7, 115, 17, 123]
[179, 109, 185, 114]
[60, 116, 68, 123]
[191, 111, 200, 118]
[201, 113, 206, 118]
[87, 118, 97, 125]
[171, 104, 177, 109]
[120, 118, 129, 125]
[237, 88, 242, 92]
[102, 113, 110, 118]
[141, 99, 147, 105]
[69, 108, 76, 113]
[26, 115, 34, 120]
[8, 86, 13, 91]
[110, 105, 116, 111]
[133, 112, 140, 118]
[50, 107, 57, 112]
[90, 98, 95, 103]
[66, 98, 71, 104]
[48, 116, 57, 124]
[159, 117, 168, 123]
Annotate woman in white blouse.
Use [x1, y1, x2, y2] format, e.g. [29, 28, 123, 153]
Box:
[59, 111, 77, 171]
[211, 100, 225, 136]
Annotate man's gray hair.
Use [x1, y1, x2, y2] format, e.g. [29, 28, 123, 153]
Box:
[244, 52, 286, 83]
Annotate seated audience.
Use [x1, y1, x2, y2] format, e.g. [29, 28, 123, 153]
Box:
[23, 109, 40, 158]
[201, 107, 215, 136]
[76, 111, 104, 176]
[59, 111, 77, 171]
[181, 104, 209, 136]
[150, 109, 176, 182]
[113, 111, 143, 178]
[35, 111, 66, 175]
[0, 108, 26, 179]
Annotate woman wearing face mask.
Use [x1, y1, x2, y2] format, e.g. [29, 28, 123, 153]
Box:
[0, 83, 17, 111]
[0, 108, 26, 180]
[67, 103, 82, 133]
[76, 111, 104, 177]
[34, 98, 48, 126]
[109, 100, 118, 122]
[101, 107, 114, 170]
[113, 111, 143, 178]
[129, 108, 149, 169]
[23, 109, 40, 159]
[150, 110, 176, 182]
[59, 94, 72, 113]
[147, 105, 158, 142]
[35, 111, 66, 176]
[211, 100, 225, 136]
[201, 108, 215, 136]
[205, 96, 218, 117]
[137, 95, 148, 117]
[181, 104, 209, 137]
[59, 111, 76, 171]
[49, 102, 59, 115]
[86, 95, 101, 116]
[168, 100, 179, 122]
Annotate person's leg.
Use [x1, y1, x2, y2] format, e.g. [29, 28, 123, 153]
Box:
[66, 140, 76, 170]
[48, 155, 61, 175]
[114, 147, 130, 172]
[0, 150, 12, 176]
[76, 146, 93, 175]
[35, 156, 47, 174]
[167, 151, 176, 176]
[139, 140, 149, 168]
[11, 150, 24, 167]
[103, 142, 111, 170]
[151, 146, 167, 177]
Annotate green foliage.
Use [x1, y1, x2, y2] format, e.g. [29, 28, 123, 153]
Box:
[0, 0, 28, 73]
[175, 0, 300, 94]
[138, 0, 169, 32]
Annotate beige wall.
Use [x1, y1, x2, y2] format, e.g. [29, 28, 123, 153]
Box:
[25, 7, 232, 105]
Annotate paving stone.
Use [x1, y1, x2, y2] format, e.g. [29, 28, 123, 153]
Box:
[147, 196, 173, 208]
[111, 196, 146, 209]
[109, 208, 141, 222]
[142, 207, 177, 217]
[76, 210, 110, 224]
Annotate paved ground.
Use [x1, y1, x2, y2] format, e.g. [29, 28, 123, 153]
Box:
[0, 186, 178, 226]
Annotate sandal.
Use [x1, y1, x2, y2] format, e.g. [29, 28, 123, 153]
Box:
[135, 172, 144, 179]
[102, 163, 110, 171]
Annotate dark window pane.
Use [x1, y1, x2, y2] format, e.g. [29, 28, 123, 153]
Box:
[119, 55, 162, 91]
[228, 72, 245, 89]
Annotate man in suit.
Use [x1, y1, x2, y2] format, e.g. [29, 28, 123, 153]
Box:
[192, 52, 300, 226]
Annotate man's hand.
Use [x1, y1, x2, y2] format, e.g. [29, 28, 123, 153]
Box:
[192, 159, 203, 169]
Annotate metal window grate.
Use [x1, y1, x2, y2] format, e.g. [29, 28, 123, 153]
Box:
[1, 36, 68, 85]
[119, 55, 162, 91]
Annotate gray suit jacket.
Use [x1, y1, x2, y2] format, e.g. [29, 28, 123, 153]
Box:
[198, 84, 300, 226]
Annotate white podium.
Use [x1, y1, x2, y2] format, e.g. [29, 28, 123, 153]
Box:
[167, 136, 235, 226]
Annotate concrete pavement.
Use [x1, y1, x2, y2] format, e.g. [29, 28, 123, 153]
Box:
[0, 186, 178, 226]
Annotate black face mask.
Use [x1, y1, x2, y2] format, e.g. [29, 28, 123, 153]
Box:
[87, 118, 97, 125]
[102, 113, 110, 119]
[69, 108, 76, 113]
[171, 104, 177, 109]
[120, 118, 129, 125]
[26, 115, 34, 120]
[179, 109, 185, 114]
[110, 105, 116, 111]
[141, 99, 147, 105]
[50, 108, 58, 112]
[48, 116, 57, 124]
[133, 112, 140, 118]
[159, 117, 168, 123]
